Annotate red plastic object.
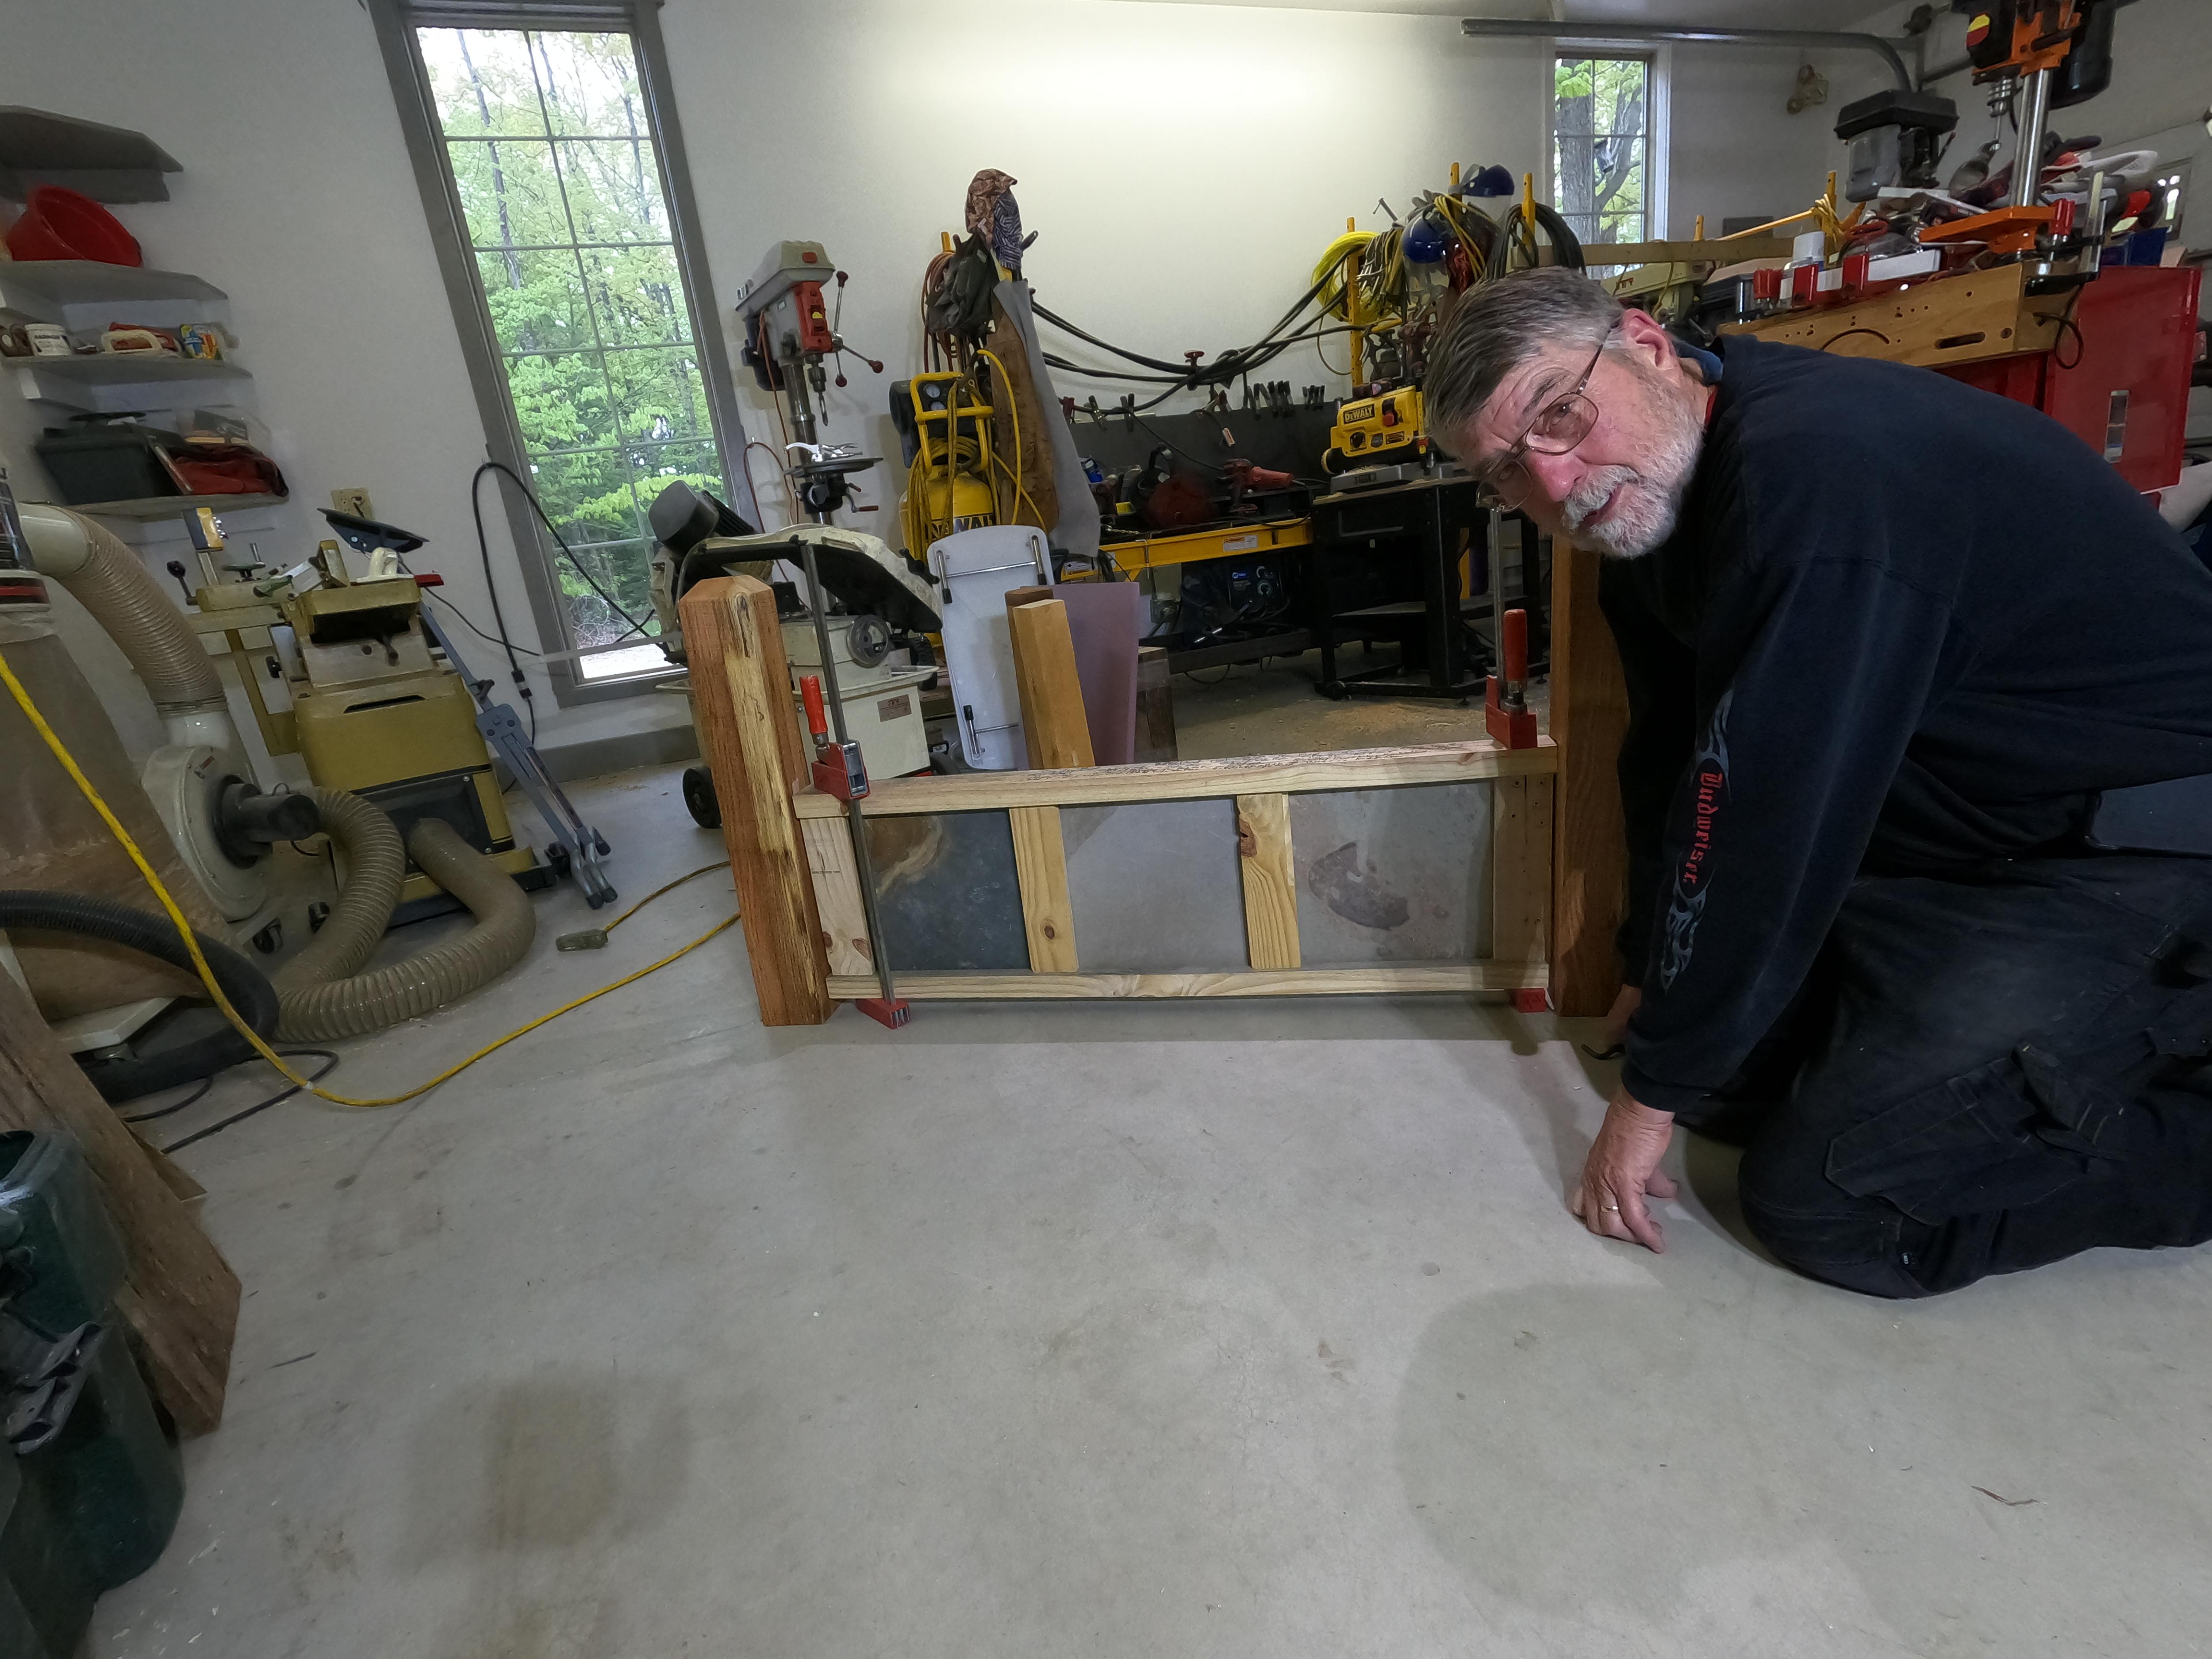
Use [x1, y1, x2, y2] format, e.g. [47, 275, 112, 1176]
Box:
[1484, 607, 1540, 749]
[1751, 267, 1783, 303]
[4, 186, 141, 266]
[1936, 265, 2201, 493]
[856, 998, 911, 1029]
[1511, 988, 1550, 1014]
[411, 572, 445, 588]
[799, 672, 828, 743]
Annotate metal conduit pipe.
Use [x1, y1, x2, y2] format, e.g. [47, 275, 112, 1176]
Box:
[1456, 19, 1914, 92]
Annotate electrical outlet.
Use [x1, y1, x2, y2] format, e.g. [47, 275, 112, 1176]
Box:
[331, 488, 373, 519]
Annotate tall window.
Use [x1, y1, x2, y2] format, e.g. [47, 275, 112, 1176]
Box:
[1552, 54, 1653, 258]
[417, 25, 721, 681]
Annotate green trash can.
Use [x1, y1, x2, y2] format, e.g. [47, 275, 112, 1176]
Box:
[0, 1439, 98, 1659]
[19, 1323, 183, 1589]
[0, 1132, 128, 1337]
[0, 1131, 184, 1592]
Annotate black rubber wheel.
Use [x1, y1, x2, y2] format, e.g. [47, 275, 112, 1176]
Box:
[0, 891, 280, 1103]
[1319, 680, 1350, 701]
[682, 765, 722, 828]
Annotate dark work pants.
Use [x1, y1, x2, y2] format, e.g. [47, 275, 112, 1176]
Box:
[1722, 853, 2212, 1298]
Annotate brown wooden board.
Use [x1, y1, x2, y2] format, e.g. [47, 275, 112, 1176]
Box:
[791, 739, 1557, 819]
[1491, 775, 1554, 965]
[1287, 783, 1491, 965]
[1008, 599, 1095, 769]
[1548, 546, 1630, 1016]
[801, 816, 873, 977]
[1060, 798, 1248, 972]
[1236, 793, 1300, 971]
[864, 810, 1030, 971]
[0, 968, 238, 1436]
[826, 964, 1545, 999]
[1010, 805, 1079, 972]
[679, 576, 830, 1026]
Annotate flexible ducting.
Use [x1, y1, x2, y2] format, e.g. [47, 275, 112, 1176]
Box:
[18, 503, 228, 722]
[274, 813, 536, 1043]
[275, 788, 406, 995]
[0, 891, 280, 1103]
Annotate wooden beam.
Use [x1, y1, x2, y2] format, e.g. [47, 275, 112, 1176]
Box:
[1548, 545, 1630, 1018]
[825, 963, 1547, 1001]
[1008, 805, 1079, 972]
[1721, 264, 2067, 370]
[0, 967, 238, 1436]
[1235, 793, 1300, 971]
[793, 737, 1559, 819]
[1007, 599, 1095, 770]
[800, 816, 872, 978]
[1490, 774, 1553, 966]
[679, 575, 832, 1026]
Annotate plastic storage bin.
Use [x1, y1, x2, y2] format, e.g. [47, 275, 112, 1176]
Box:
[31, 422, 184, 508]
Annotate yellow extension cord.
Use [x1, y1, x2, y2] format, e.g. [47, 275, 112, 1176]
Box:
[974, 347, 1048, 531]
[0, 641, 738, 1110]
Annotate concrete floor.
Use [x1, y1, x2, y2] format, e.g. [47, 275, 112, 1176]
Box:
[1166, 643, 1549, 761]
[92, 762, 2212, 1659]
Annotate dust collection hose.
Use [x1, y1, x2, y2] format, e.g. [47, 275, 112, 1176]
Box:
[16, 503, 228, 725]
[274, 811, 537, 1043]
[0, 891, 279, 1102]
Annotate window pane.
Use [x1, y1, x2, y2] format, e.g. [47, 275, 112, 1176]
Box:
[502, 352, 622, 452]
[556, 141, 672, 241]
[606, 347, 713, 444]
[1553, 54, 1649, 247]
[420, 28, 545, 138]
[478, 249, 592, 353]
[526, 31, 647, 137]
[449, 138, 569, 250]
[561, 537, 657, 649]
[531, 449, 642, 544]
[422, 23, 726, 662]
[576, 243, 691, 346]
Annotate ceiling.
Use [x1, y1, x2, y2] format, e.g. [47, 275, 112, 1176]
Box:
[1110, 0, 1892, 28]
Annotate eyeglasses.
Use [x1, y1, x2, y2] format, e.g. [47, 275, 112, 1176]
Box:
[1471, 327, 1613, 511]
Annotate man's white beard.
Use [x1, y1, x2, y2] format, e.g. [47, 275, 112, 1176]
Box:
[1559, 380, 1703, 559]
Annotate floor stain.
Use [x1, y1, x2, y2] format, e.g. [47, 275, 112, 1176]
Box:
[1307, 841, 1410, 931]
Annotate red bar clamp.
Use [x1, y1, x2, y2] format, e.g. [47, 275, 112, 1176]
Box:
[1485, 607, 1539, 749]
[800, 673, 869, 801]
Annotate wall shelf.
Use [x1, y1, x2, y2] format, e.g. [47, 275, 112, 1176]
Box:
[65, 491, 286, 522]
[0, 108, 182, 204]
[7, 351, 250, 414]
[0, 262, 228, 329]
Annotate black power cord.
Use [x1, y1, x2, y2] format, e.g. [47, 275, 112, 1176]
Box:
[161, 1050, 342, 1154]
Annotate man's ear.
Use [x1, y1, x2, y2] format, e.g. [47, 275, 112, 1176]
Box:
[1614, 306, 1677, 373]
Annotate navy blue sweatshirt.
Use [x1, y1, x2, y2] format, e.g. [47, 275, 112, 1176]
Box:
[1605, 332, 2212, 1121]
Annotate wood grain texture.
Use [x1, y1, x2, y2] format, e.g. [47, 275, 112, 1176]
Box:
[680, 575, 831, 1025]
[826, 963, 1547, 1000]
[1009, 805, 1079, 972]
[792, 737, 1558, 819]
[1490, 774, 1554, 965]
[0, 966, 238, 1436]
[801, 816, 872, 977]
[1007, 599, 1095, 770]
[1724, 264, 2066, 369]
[1235, 793, 1300, 971]
[1548, 545, 1630, 1017]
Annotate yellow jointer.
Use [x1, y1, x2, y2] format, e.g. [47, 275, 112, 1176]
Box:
[1103, 515, 1312, 576]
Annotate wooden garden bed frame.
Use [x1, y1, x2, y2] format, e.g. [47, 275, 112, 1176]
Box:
[680, 548, 1628, 1027]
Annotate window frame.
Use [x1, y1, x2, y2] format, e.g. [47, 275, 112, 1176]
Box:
[368, 0, 758, 705]
[1543, 42, 1671, 268]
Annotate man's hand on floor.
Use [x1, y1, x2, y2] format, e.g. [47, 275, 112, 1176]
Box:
[1571, 1087, 1678, 1252]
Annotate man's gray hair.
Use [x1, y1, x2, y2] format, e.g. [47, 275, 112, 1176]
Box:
[1424, 269, 1624, 456]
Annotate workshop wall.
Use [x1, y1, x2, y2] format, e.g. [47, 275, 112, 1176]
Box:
[2, 0, 1839, 764]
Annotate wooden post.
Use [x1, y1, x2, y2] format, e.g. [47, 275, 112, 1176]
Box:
[1007, 599, 1096, 770]
[800, 817, 872, 978]
[1491, 774, 1554, 968]
[1235, 793, 1301, 970]
[0, 968, 238, 1437]
[1548, 545, 1630, 1017]
[1009, 805, 1079, 972]
[680, 575, 833, 1026]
